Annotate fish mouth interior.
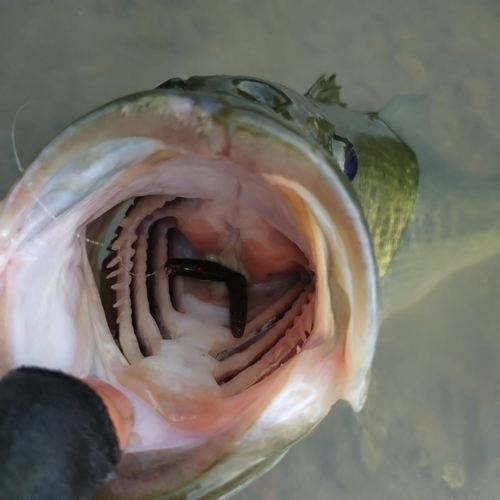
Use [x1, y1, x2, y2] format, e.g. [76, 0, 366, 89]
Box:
[86, 154, 317, 400]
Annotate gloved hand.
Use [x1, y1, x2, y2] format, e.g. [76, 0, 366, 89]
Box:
[0, 367, 133, 500]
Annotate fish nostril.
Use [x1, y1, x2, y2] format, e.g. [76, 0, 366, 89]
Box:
[156, 77, 188, 91]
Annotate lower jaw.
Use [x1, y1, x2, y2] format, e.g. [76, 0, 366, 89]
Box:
[97, 347, 338, 500]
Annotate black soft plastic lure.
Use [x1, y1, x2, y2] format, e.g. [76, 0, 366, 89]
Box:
[165, 258, 247, 338]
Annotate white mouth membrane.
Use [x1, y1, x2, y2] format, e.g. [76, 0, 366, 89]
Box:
[0, 94, 378, 498]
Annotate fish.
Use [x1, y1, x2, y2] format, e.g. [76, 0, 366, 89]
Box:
[0, 74, 497, 499]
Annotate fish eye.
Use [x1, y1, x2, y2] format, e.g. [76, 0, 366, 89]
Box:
[344, 147, 358, 181]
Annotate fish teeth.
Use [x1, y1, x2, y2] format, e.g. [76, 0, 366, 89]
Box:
[124, 260, 134, 272]
[113, 233, 139, 252]
[111, 282, 128, 290]
[106, 269, 120, 279]
[116, 312, 127, 324]
[111, 235, 127, 251]
[300, 329, 308, 343]
[119, 217, 133, 228]
[106, 256, 121, 268]
[113, 297, 128, 308]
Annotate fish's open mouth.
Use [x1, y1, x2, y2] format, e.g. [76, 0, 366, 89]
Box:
[77, 135, 335, 441]
[0, 91, 378, 497]
[90, 171, 316, 399]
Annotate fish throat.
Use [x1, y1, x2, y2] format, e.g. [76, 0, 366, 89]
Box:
[92, 166, 316, 399]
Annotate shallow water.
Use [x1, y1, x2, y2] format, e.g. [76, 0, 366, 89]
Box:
[1, 1, 500, 499]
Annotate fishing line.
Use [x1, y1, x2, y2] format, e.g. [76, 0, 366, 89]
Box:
[11, 101, 36, 174]
[106, 250, 165, 280]
[11, 102, 105, 248]
[12, 105, 224, 287]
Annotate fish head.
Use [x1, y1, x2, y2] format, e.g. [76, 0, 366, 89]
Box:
[0, 77, 380, 498]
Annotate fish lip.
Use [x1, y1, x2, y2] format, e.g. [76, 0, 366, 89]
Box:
[0, 88, 379, 494]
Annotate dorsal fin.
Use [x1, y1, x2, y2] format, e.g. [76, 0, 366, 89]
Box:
[305, 74, 345, 105]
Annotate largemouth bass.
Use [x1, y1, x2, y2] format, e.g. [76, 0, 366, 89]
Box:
[0, 75, 496, 499]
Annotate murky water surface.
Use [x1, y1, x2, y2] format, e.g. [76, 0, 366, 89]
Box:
[1, 1, 500, 498]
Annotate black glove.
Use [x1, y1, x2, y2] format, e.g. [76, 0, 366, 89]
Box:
[0, 367, 121, 500]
